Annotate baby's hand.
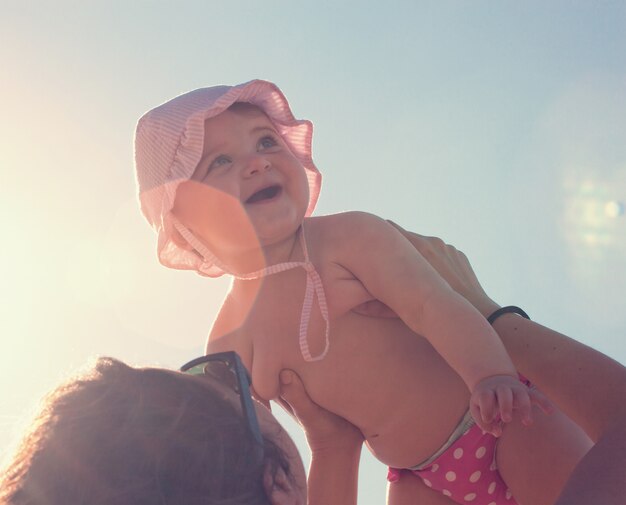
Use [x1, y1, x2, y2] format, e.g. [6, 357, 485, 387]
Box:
[469, 375, 553, 437]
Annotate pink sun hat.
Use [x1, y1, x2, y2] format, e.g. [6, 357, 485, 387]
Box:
[134, 79, 322, 277]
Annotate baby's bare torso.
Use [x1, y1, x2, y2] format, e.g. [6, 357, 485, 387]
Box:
[207, 215, 470, 468]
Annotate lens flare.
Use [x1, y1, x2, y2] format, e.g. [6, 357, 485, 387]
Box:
[604, 200, 625, 218]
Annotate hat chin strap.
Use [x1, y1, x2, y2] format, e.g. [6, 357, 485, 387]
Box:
[170, 216, 330, 363]
[171, 217, 233, 275]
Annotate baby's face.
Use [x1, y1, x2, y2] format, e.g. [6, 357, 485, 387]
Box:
[172, 106, 310, 259]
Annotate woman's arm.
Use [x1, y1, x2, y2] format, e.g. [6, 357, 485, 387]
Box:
[492, 315, 626, 505]
[493, 315, 626, 442]
[278, 370, 363, 505]
[554, 420, 626, 505]
[389, 222, 626, 505]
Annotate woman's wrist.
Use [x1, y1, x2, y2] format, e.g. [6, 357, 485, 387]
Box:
[309, 441, 362, 484]
[306, 429, 364, 456]
[307, 439, 364, 467]
[487, 306, 530, 325]
[308, 443, 361, 505]
[474, 300, 501, 319]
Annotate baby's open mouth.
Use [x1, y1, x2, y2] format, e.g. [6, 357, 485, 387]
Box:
[245, 185, 282, 204]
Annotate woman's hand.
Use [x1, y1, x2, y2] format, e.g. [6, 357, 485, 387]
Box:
[387, 221, 501, 317]
[353, 221, 501, 319]
[278, 370, 362, 505]
[277, 369, 364, 454]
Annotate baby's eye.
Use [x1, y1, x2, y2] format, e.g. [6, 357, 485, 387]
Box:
[209, 155, 232, 171]
[258, 135, 278, 150]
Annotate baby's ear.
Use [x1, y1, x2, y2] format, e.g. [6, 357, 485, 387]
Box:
[169, 225, 194, 251]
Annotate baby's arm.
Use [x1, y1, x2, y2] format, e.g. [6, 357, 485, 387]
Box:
[336, 212, 536, 430]
[387, 222, 626, 505]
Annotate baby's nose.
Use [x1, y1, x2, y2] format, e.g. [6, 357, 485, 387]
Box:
[244, 154, 271, 176]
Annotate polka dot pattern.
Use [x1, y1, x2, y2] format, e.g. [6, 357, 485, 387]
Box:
[387, 417, 519, 504]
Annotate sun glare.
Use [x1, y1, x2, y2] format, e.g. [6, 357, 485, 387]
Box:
[563, 175, 624, 256]
[560, 165, 626, 327]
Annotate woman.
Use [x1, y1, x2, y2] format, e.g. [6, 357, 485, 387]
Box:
[0, 353, 362, 505]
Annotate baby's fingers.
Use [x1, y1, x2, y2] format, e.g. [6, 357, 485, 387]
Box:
[512, 387, 533, 426]
[470, 390, 500, 436]
[528, 387, 554, 416]
[469, 401, 491, 434]
[495, 386, 513, 423]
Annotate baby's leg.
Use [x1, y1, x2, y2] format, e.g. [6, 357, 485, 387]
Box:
[387, 471, 457, 505]
[497, 405, 592, 505]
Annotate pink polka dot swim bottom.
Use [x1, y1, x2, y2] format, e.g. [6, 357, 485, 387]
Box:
[388, 411, 516, 505]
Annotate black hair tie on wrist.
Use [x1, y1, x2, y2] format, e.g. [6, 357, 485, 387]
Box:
[487, 306, 530, 325]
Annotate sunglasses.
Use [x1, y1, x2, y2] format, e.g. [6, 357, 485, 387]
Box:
[180, 351, 264, 464]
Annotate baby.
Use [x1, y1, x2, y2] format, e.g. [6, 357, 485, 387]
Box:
[134, 80, 588, 505]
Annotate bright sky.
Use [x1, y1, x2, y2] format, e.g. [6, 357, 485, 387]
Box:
[1, 2, 625, 503]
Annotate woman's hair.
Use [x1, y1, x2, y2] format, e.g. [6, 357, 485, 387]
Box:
[0, 358, 290, 505]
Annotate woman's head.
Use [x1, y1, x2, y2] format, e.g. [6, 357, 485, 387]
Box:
[0, 357, 305, 505]
[134, 79, 321, 278]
